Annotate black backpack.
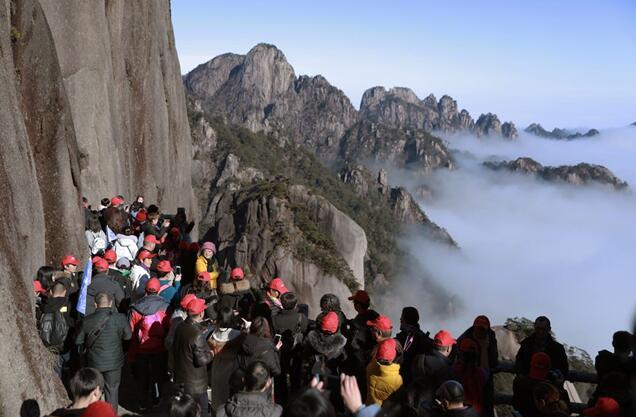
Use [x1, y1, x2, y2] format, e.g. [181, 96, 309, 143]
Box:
[38, 310, 69, 353]
[281, 314, 304, 354]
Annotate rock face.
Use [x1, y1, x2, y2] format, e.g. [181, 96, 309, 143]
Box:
[360, 87, 518, 139]
[202, 156, 366, 318]
[484, 157, 629, 190]
[185, 44, 358, 160]
[525, 123, 599, 140]
[1, 0, 195, 413]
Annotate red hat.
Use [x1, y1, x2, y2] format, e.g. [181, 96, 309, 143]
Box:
[136, 210, 147, 222]
[529, 352, 551, 380]
[459, 338, 479, 353]
[61, 255, 79, 267]
[144, 234, 160, 245]
[180, 293, 197, 310]
[146, 278, 161, 293]
[81, 400, 117, 417]
[377, 338, 398, 362]
[268, 277, 289, 294]
[156, 260, 172, 273]
[178, 241, 190, 251]
[33, 280, 45, 293]
[169, 227, 181, 238]
[320, 311, 339, 334]
[197, 271, 211, 282]
[348, 290, 370, 304]
[584, 397, 620, 417]
[103, 249, 117, 264]
[367, 315, 393, 332]
[137, 249, 156, 262]
[230, 267, 244, 280]
[93, 257, 109, 272]
[473, 315, 491, 330]
[189, 242, 200, 252]
[186, 298, 206, 315]
[111, 196, 124, 206]
[433, 330, 456, 347]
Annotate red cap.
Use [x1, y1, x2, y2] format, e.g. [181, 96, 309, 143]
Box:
[136, 211, 147, 222]
[377, 338, 397, 362]
[111, 196, 124, 206]
[320, 311, 339, 334]
[186, 298, 206, 315]
[473, 315, 491, 330]
[33, 280, 45, 293]
[81, 400, 117, 417]
[178, 241, 190, 251]
[367, 315, 393, 332]
[103, 249, 117, 264]
[169, 227, 180, 238]
[156, 260, 172, 273]
[459, 338, 479, 353]
[434, 330, 456, 347]
[268, 277, 289, 294]
[230, 267, 244, 280]
[146, 278, 161, 293]
[137, 249, 156, 262]
[584, 397, 620, 417]
[189, 242, 200, 252]
[144, 234, 160, 245]
[348, 290, 370, 304]
[197, 271, 211, 282]
[93, 257, 109, 272]
[529, 352, 551, 380]
[180, 293, 197, 310]
[61, 255, 79, 267]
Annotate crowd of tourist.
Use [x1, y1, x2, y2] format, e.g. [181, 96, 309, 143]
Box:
[29, 195, 633, 417]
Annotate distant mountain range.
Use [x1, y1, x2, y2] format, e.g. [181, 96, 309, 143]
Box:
[524, 123, 599, 140]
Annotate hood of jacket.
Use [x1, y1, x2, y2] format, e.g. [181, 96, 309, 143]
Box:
[40, 296, 69, 314]
[223, 392, 282, 417]
[132, 294, 169, 316]
[306, 330, 347, 358]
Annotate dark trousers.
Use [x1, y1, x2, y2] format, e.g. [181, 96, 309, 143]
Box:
[133, 352, 166, 407]
[102, 368, 122, 411]
[193, 392, 210, 417]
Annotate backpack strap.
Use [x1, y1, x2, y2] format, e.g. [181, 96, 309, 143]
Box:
[159, 283, 172, 293]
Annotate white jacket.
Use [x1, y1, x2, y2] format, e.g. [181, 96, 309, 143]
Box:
[129, 264, 150, 295]
[114, 234, 139, 261]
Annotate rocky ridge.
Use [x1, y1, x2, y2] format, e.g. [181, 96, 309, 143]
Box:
[525, 123, 599, 140]
[484, 157, 629, 190]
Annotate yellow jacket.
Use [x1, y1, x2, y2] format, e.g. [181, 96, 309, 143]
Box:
[366, 361, 403, 405]
[195, 255, 219, 289]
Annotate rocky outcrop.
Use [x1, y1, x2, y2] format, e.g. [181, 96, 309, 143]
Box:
[202, 156, 366, 317]
[484, 157, 629, 190]
[340, 120, 455, 172]
[360, 87, 518, 139]
[1, 0, 195, 413]
[185, 44, 358, 160]
[525, 123, 599, 140]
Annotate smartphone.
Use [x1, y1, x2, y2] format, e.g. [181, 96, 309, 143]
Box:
[175, 266, 182, 275]
[274, 334, 282, 345]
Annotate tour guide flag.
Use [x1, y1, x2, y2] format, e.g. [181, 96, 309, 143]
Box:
[76, 258, 93, 315]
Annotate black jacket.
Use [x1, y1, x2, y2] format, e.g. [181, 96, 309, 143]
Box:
[439, 406, 480, 417]
[412, 350, 453, 388]
[237, 334, 281, 377]
[456, 327, 499, 370]
[216, 391, 282, 417]
[301, 330, 347, 381]
[38, 296, 75, 353]
[395, 324, 434, 383]
[85, 273, 125, 316]
[514, 334, 569, 377]
[75, 307, 131, 371]
[173, 317, 213, 395]
[272, 309, 308, 337]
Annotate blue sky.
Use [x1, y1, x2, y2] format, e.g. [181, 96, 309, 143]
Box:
[172, 1, 636, 129]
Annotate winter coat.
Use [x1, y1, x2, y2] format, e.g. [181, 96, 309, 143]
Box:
[173, 317, 213, 395]
[113, 234, 139, 261]
[129, 263, 151, 296]
[366, 361, 403, 405]
[219, 279, 256, 318]
[75, 307, 131, 371]
[37, 296, 74, 353]
[271, 309, 308, 340]
[443, 406, 481, 417]
[456, 327, 499, 370]
[209, 328, 243, 409]
[85, 273, 125, 316]
[452, 363, 489, 415]
[158, 277, 181, 305]
[515, 334, 569, 378]
[301, 330, 347, 382]
[237, 333, 281, 377]
[85, 230, 107, 254]
[595, 350, 630, 381]
[195, 255, 219, 288]
[411, 349, 453, 387]
[128, 294, 170, 361]
[216, 391, 282, 417]
[395, 323, 434, 383]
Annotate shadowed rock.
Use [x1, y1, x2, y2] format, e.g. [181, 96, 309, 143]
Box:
[525, 123, 599, 140]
